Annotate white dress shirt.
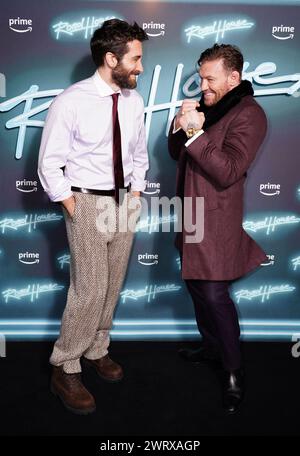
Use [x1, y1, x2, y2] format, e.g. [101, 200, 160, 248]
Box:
[38, 70, 149, 202]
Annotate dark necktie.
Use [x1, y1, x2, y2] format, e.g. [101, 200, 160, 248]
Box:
[111, 93, 124, 204]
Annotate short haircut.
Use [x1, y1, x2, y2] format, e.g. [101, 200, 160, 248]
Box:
[197, 44, 244, 78]
[90, 19, 148, 67]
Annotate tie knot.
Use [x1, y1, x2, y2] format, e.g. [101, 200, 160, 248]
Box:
[112, 93, 119, 104]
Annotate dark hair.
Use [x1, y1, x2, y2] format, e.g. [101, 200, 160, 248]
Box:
[90, 19, 148, 67]
[197, 44, 243, 78]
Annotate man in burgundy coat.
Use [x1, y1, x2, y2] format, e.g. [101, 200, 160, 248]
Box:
[168, 44, 267, 414]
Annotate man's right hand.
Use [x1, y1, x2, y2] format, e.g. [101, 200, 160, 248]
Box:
[175, 99, 200, 130]
[61, 195, 76, 218]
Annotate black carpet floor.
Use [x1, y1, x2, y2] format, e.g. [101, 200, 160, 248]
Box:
[0, 341, 299, 436]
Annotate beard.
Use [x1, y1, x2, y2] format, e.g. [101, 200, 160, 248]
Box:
[203, 90, 222, 106]
[203, 86, 231, 106]
[111, 63, 139, 89]
[203, 92, 216, 106]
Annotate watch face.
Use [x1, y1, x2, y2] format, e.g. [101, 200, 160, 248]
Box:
[186, 128, 195, 138]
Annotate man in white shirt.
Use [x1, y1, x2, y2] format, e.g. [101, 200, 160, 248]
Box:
[38, 19, 149, 415]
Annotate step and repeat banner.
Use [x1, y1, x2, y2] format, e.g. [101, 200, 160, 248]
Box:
[0, 0, 299, 341]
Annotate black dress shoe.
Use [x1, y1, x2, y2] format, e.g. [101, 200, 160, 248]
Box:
[178, 346, 221, 364]
[222, 368, 244, 414]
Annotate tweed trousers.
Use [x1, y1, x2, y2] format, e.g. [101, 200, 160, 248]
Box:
[50, 191, 140, 373]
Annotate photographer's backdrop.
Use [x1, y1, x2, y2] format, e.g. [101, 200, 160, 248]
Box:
[0, 0, 299, 341]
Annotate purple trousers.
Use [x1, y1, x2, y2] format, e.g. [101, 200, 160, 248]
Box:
[185, 279, 241, 370]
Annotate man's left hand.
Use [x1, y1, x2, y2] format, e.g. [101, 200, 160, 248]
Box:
[131, 191, 140, 197]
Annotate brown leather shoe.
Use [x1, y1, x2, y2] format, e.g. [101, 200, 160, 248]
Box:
[83, 354, 123, 382]
[51, 365, 96, 415]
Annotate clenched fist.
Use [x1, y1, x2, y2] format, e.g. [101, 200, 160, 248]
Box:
[175, 99, 205, 132]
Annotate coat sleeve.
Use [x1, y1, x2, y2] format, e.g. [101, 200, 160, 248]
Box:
[185, 106, 267, 188]
[168, 117, 188, 161]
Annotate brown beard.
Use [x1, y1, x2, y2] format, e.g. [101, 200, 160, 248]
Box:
[111, 63, 138, 89]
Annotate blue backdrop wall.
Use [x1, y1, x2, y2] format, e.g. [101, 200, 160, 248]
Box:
[0, 0, 299, 341]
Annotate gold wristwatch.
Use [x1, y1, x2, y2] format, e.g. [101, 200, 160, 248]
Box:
[186, 127, 201, 138]
[186, 123, 202, 138]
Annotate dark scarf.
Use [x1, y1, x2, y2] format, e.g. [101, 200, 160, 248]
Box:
[198, 79, 253, 128]
[177, 80, 254, 200]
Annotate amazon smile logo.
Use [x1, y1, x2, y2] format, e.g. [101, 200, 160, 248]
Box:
[259, 183, 281, 197]
[142, 22, 165, 37]
[261, 254, 275, 267]
[18, 252, 40, 265]
[272, 25, 295, 40]
[9, 18, 32, 33]
[138, 253, 159, 266]
[16, 179, 38, 193]
[143, 181, 161, 195]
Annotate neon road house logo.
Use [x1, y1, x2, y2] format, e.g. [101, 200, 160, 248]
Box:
[291, 255, 300, 271]
[9, 18, 32, 33]
[185, 17, 255, 43]
[235, 284, 296, 304]
[120, 283, 181, 304]
[272, 25, 295, 40]
[243, 214, 300, 236]
[2, 283, 64, 303]
[52, 14, 118, 40]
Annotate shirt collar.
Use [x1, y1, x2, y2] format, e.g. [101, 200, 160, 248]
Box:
[92, 70, 122, 98]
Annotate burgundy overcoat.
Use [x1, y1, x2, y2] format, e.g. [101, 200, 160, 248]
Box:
[168, 95, 268, 280]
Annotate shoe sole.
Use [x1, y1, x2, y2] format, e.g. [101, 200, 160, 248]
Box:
[179, 355, 222, 366]
[223, 406, 241, 415]
[178, 350, 221, 363]
[95, 372, 124, 383]
[223, 404, 240, 415]
[83, 359, 124, 383]
[50, 385, 96, 415]
[223, 395, 244, 415]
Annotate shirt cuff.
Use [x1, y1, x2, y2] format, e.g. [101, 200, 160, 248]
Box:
[50, 189, 73, 203]
[185, 129, 204, 147]
[173, 123, 182, 134]
[130, 180, 147, 192]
